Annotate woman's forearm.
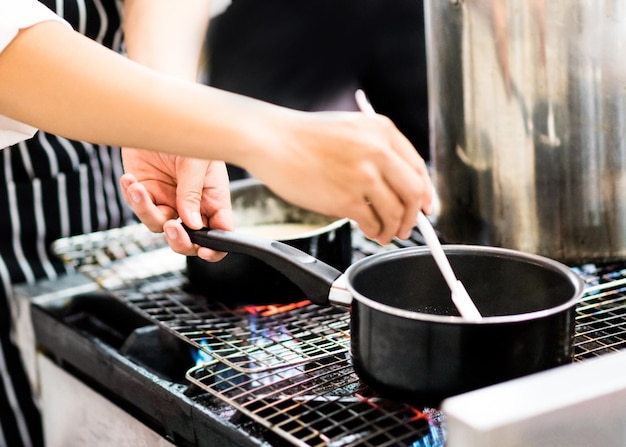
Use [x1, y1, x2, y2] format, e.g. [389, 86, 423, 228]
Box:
[0, 19, 434, 243]
[0, 21, 281, 165]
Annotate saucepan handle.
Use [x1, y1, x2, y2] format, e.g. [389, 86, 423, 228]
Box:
[183, 225, 343, 306]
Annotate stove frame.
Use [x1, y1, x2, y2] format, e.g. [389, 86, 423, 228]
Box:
[23, 223, 626, 446]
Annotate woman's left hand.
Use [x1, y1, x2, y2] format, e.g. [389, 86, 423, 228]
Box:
[120, 148, 233, 261]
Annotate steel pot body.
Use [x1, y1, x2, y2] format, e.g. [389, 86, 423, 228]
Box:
[186, 179, 352, 303]
[186, 228, 583, 404]
[425, 0, 626, 263]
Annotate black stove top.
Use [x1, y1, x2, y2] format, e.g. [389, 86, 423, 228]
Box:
[30, 223, 626, 447]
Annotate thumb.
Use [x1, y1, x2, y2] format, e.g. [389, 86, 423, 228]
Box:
[175, 158, 210, 229]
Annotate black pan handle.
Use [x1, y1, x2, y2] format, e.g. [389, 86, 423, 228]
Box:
[183, 225, 343, 306]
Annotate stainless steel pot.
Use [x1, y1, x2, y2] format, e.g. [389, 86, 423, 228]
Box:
[425, 0, 626, 263]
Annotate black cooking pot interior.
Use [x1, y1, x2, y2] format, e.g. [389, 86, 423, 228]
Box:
[349, 249, 575, 317]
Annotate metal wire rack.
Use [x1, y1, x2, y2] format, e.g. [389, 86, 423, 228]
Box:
[572, 262, 626, 359]
[186, 358, 441, 447]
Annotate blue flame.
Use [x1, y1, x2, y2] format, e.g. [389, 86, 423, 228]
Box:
[192, 339, 215, 366]
[411, 410, 446, 447]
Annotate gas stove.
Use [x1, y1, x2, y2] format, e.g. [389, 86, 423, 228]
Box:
[12, 223, 626, 446]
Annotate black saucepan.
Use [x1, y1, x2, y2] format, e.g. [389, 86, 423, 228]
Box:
[186, 178, 352, 303]
[185, 227, 584, 405]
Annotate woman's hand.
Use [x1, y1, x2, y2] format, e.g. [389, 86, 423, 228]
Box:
[241, 110, 434, 245]
[120, 148, 233, 261]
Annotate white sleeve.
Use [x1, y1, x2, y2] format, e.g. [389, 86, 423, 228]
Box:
[0, 0, 71, 148]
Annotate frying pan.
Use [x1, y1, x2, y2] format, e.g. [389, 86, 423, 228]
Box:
[185, 227, 584, 405]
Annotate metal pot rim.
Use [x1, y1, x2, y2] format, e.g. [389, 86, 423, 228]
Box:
[344, 244, 584, 324]
[229, 178, 350, 241]
[269, 217, 351, 241]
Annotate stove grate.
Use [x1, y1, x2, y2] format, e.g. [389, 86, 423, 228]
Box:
[51, 223, 626, 447]
[122, 289, 351, 374]
[186, 358, 438, 447]
[572, 261, 626, 360]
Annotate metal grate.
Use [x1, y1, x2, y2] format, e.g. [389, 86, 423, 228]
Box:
[111, 278, 441, 447]
[572, 261, 626, 360]
[124, 292, 351, 374]
[187, 359, 441, 447]
[52, 223, 626, 447]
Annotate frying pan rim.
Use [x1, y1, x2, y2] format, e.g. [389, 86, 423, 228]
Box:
[343, 244, 584, 324]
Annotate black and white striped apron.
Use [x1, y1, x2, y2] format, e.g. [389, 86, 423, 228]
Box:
[0, 1, 136, 446]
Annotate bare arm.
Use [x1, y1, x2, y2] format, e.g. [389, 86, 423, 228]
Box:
[0, 21, 265, 161]
[0, 21, 432, 244]
[120, 0, 234, 261]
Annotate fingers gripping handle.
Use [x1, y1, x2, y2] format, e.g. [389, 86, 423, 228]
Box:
[184, 225, 343, 306]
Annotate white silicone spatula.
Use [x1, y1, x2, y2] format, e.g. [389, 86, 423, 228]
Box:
[355, 89, 482, 321]
[415, 212, 482, 321]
